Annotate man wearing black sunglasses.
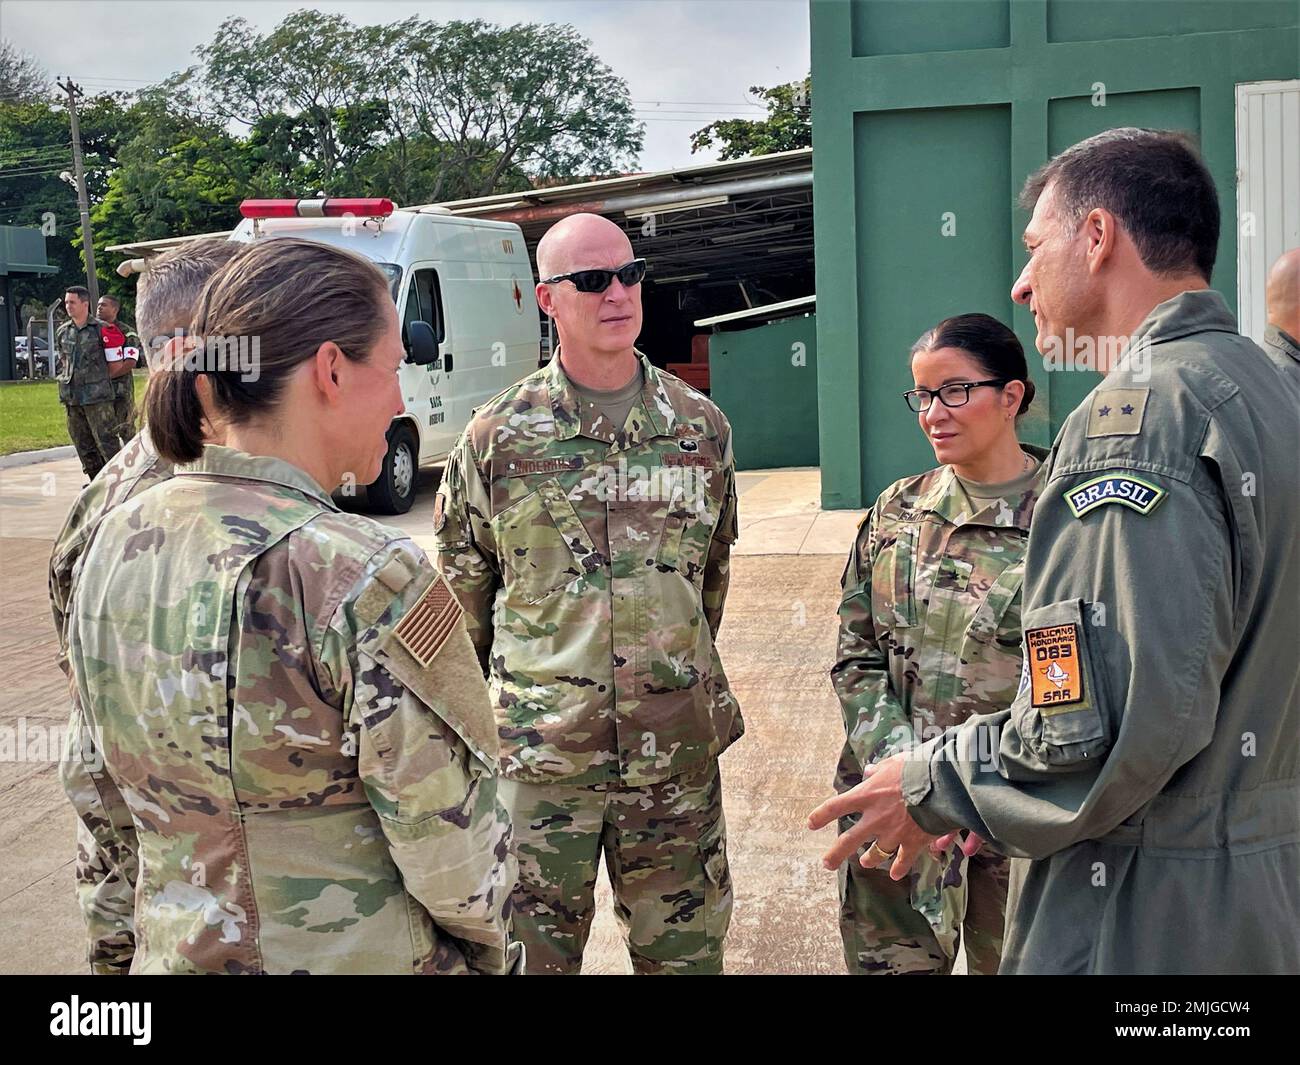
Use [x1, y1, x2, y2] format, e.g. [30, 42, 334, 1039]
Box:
[434, 213, 742, 975]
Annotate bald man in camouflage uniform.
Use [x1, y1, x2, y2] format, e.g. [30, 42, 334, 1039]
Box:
[435, 213, 741, 974]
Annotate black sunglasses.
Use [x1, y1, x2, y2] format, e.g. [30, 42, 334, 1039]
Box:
[541, 258, 647, 293]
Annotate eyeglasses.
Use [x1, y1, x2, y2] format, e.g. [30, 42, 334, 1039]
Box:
[903, 379, 1008, 413]
[541, 258, 647, 293]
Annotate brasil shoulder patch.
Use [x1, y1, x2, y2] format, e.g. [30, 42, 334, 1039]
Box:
[1064, 473, 1166, 518]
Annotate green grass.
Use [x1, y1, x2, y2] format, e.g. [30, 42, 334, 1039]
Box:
[0, 374, 147, 455]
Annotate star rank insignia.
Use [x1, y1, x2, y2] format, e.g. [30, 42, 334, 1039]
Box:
[1087, 388, 1150, 438]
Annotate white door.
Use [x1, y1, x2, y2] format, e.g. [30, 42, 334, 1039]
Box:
[399, 263, 458, 461]
[1236, 79, 1300, 344]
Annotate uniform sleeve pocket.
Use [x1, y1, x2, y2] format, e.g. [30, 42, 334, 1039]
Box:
[1013, 598, 1109, 765]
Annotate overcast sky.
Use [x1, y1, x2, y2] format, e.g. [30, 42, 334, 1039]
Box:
[2, 0, 810, 173]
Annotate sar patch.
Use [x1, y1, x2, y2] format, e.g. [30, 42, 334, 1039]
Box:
[1025, 624, 1084, 711]
[1086, 388, 1149, 438]
[1065, 474, 1166, 518]
[393, 574, 463, 667]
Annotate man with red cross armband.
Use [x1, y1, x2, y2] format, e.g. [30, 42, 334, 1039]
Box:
[810, 129, 1300, 974]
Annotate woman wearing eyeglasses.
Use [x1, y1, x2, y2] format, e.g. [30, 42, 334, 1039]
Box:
[830, 312, 1047, 975]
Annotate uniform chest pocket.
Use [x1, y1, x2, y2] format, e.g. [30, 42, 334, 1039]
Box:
[654, 476, 723, 588]
[492, 478, 602, 604]
[873, 523, 919, 629]
[962, 561, 1025, 651]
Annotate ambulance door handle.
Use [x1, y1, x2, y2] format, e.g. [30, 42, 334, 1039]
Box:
[443, 351, 454, 373]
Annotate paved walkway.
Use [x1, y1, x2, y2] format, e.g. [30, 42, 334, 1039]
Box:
[1, 455, 932, 975]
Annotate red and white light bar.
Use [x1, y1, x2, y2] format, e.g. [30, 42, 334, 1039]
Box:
[238, 198, 394, 219]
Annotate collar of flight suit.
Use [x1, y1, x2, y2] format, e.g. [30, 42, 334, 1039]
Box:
[910, 442, 1050, 530]
[1263, 323, 1300, 364]
[174, 444, 339, 510]
[545, 348, 677, 446]
[1130, 288, 1240, 350]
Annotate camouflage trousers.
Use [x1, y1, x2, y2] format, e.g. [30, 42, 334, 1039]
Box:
[112, 375, 136, 442]
[838, 842, 1009, 975]
[499, 760, 732, 975]
[65, 401, 125, 480]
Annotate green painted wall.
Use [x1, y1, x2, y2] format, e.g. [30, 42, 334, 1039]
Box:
[811, 0, 1300, 508]
[709, 314, 820, 470]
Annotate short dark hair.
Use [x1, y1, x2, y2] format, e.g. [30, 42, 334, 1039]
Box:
[911, 312, 1035, 416]
[65, 285, 90, 301]
[97, 293, 120, 308]
[1019, 127, 1220, 282]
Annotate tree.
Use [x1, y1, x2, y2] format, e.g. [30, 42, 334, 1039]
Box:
[182, 12, 643, 202]
[0, 39, 49, 104]
[392, 19, 643, 199]
[690, 76, 811, 160]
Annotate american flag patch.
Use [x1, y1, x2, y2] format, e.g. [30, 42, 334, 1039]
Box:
[393, 575, 463, 666]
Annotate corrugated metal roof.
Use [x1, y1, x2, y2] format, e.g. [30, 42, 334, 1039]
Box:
[415, 147, 812, 215]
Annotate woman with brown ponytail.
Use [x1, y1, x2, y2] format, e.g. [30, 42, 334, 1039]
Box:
[63, 237, 519, 974]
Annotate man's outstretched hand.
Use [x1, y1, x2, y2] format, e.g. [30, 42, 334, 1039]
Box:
[807, 754, 943, 881]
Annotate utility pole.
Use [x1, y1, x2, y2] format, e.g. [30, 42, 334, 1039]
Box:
[56, 77, 99, 306]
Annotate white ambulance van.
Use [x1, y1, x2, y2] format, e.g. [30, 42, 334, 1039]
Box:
[113, 196, 541, 513]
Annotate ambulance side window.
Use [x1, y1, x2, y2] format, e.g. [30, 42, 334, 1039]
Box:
[401, 268, 446, 355]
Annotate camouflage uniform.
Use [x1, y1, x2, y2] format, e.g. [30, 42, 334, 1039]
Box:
[61, 445, 519, 974]
[54, 316, 124, 479]
[106, 321, 142, 440]
[435, 351, 741, 974]
[49, 428, 173, 973]
[832, 447, 1048, 974]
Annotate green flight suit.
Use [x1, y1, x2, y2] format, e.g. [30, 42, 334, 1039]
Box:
[901, 290, 1300, 974]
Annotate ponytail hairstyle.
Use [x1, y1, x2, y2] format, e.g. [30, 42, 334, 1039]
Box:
[909, 313, 1036, 416]
[144, 237, 392, 464]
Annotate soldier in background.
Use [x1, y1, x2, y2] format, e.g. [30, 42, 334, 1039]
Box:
[812, 128, 1300, 974]
[95, 294, 142, 441]
[61, 238, 518, 974]
[52, 238, 244, 974]
[1263, 247, 1300, 363]
[833, 313, 1045, 975]
[54, 286, 123, 479]
[435, 212, 741, 974]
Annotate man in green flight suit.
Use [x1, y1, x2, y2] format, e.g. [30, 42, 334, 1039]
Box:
[54, 285, 124, 479]
[811, 128, 1300, 974]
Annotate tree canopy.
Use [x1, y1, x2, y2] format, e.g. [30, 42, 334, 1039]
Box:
[0, 14, 644, 319]
[690, 76, 811, 160]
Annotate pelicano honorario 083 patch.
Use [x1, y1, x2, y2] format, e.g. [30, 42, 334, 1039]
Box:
[1025, 623, 1085, 711]
[1064, 473, 1166, 518]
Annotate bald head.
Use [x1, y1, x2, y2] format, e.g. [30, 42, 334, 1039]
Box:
[536, 213, 633, 279]
[1266, 248, 1300, 340]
